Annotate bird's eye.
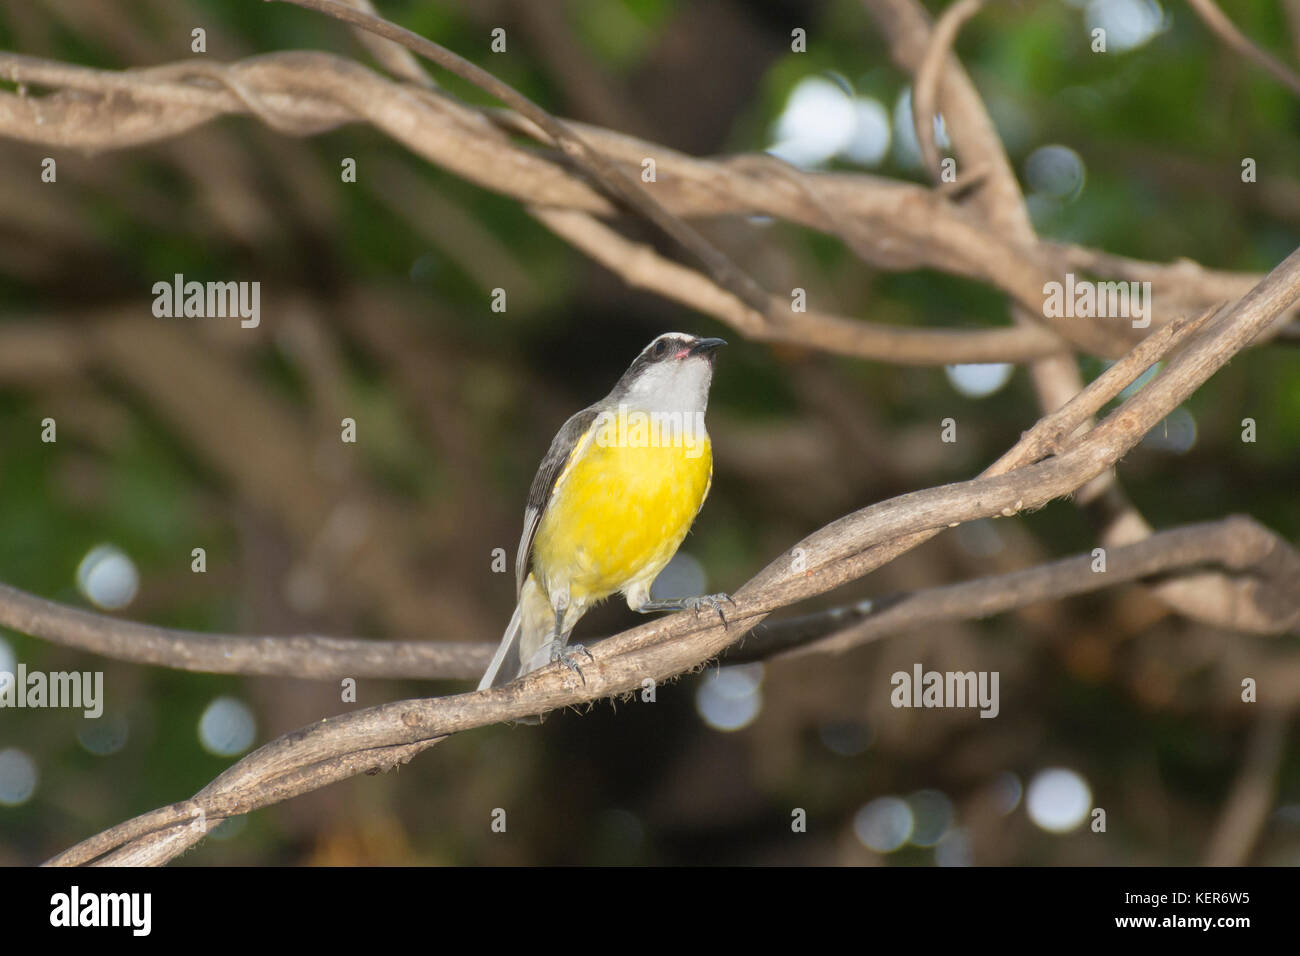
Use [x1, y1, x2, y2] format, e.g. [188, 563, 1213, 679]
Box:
[651, 339, 671, 358]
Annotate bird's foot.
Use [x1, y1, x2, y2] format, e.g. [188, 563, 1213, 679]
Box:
[686, 592, 735, 627]
[634, 593, 736, 627]
[549, 641, 592, 684]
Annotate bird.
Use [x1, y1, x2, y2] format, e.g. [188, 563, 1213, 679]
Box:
[478, 332, 730, 694]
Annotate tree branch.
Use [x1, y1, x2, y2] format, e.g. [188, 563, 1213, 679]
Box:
[9, 507, 1295, 685]
[531, 205, 1067, 364]
[0, 581, 489, 679]
[732, 515, 1300, 661]
[42, 240, 1300, 866]
[8, 49, 1267, 359]
[912, 0, 985, 180]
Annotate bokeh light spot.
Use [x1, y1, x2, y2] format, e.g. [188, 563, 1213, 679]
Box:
[199, 696, 257, 757]
[1024, 144, 1086, 200]
[78, 713, 130, 756]
[907, 789, 955, 847]
[1085, 0, 1165, 53]
[945, 362, 1014, 398]
[650, 551, 707, 603]
[992, 771, 1024, 816]
[0, 748, 38, 806]
[853, 796, 914, 852]
[1026, 767, 1092, 833]
[76, 544, 139, 611]
[695, 664, 763, 732]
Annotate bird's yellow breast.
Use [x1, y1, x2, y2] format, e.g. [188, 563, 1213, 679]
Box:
[532, 415, 712, 604]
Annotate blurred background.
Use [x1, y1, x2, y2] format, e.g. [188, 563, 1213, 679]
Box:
[1, 0, 1298, 865]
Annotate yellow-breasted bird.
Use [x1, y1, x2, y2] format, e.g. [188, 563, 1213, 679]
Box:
[479, 332, 729, 691]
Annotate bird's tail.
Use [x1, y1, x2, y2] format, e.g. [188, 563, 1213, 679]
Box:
[478, 574, 557, 691]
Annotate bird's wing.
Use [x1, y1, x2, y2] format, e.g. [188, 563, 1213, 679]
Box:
[515, 404, 601, 597]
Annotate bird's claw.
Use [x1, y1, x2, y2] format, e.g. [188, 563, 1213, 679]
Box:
[689, 592, 733, 627]
[549, 641, 590, 684]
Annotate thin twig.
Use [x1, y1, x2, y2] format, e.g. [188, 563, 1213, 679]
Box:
[1187, 0, 1300, 98]
[913, 0, 985, 180]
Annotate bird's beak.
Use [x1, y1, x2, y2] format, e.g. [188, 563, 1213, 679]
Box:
[688, 337, 727, 357]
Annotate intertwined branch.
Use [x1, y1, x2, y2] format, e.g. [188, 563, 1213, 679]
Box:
[1, 0, 1296, 866]
[1, 33, 1293, 361]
